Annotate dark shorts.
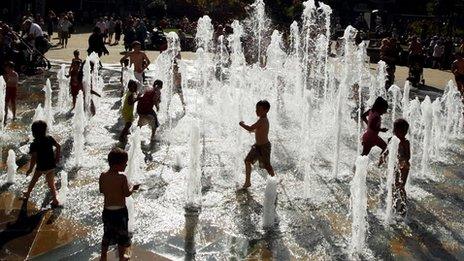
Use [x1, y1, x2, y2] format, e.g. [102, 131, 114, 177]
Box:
[138, 110, 159, 129]
[102, 207, 131, 247]
[174, 84, 183, 94]
[245, 142, 272, 168]
[362, 131, 387, 155]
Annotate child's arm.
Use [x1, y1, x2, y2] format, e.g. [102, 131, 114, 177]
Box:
[143, 53, 151, 69]
[26, 153, 37, 176]
[122, 176, 139, 197]
[52, 138, 61, 164]
[240, 119, 262, 132]
[361, 110, 369, 124]
[120, 53, 129, 65]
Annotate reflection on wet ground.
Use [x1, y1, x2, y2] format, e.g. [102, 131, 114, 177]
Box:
[0, 65, 463, 260]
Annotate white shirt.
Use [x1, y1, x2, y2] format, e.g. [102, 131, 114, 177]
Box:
[29, 23, 43, 38]
[433, 44, 444, 58]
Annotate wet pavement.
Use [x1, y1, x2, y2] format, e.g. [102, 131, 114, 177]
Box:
[0, 65, 463, 260]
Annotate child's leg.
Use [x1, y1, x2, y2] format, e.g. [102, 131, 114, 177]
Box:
[120, 122, 132, 141]
[12, 95, 16, 119]
[244, 160, 252, 188]
[45, 170, 59, 204]
[72, 94, 77, 109]
[118, 245, 129, 260]
[100, 239, 109, 261]
[265, 165, 275, 177]
[24, 171, 43, 198]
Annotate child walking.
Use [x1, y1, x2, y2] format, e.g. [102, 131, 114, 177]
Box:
[119, 80, 139, 142]
[3, 61, 18, 124]
[361, 97, 389, 156]
[99, 148, 139, 260]
[240, 100, 275, 188]
[69, 50, 83, 109]
[391, 119, 411, 217]
[23, 121, 61, 207]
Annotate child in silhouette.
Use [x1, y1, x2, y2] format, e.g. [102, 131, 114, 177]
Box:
[391, 119, 411, 217]
[69, 50, 82, 109]
[361, 97, 389, 156]
[240, 100, 275, 188]
[99, 147, 139, 261]
[119, 80, 139, 142]
[3, 61, 18, 124]
[23, 121, 61, 207]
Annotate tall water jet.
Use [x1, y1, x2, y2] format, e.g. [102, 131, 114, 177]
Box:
[59, 171, 68, 204]
[186, 123, 201, 209]
[57, 64, 70, 111]
[301, 0, 317, 91]
[126, 126, 144, 184]
[318, 2, 332, 93]
[388, 84, 402, 127]
[402, 81, 411, 118]
[33, 104, 45, 122]
[82, 56, 92, 115]
[250, 0, 267, 64]
[6, 150, 17, 183]
[376, 61, 387, 98]
[263, 176, 278, 227]
[385, 136, 400, 224]
[333, 25, 357, 177]
[0, 76, 6, 129]
[43, 79, 53, 128]
[289, 21, 300, 59]
[431, 98, 443, 157]
[350, 155, 369, 254]
[72, 92, 85, 166]
[420, 96, 433, 176]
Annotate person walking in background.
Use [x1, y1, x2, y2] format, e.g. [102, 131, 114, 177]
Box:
[107, 16, 115, 45]
[114, 18, 122, 45]
[58, 16, 72, 48]
[87, 26, 109, 57]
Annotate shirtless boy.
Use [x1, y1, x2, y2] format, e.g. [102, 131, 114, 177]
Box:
[3, 61, 18, 124]
[452, 52, 464, 98]
[240, 100, 275, 188]
[120, 41, 150, 87]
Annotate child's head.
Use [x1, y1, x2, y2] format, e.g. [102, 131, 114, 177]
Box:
[128, 79, 138, 92]
[132, 41, 141, 51]
[393, 118, 409, 139]
[256, 100, 270, 117]
[31, 120, 47, 139]
[108, 147, 128, 172]
[73, 49, 79, 58]
[4, 61, 14, 72]
[372, 97, 388, 114]
[153, 79, 163, 89]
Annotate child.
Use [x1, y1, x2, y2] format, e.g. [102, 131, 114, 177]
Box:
[136, 80, 162, 144]
[240, 100, 275, 188]
[391, 118, 411, 217]
[119, 80, 139, 142]
[99, 147, 139, 260]
[120, 41, 150, 86]
[452, 52, 464, 98]
[361, 97, 389, 156]
[23, 121, 61, 207]
[69, 50, 83, 109]
[3, 61, 18, 124]
[172, 58, 186, 112]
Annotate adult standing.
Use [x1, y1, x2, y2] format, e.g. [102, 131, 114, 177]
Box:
[380, 38, 398, 89]
[114, 18, 122, 45]
[107, 17, 115, 45]
[87, 27, 109, 57]
[58, 16, 72, 48]
[46, 10, 56, 41]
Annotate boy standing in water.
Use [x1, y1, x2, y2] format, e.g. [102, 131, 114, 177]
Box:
[23, 121, 61, 207]
[119, 41, 150, 87]
[119, 80, 139, 142]
[3, 61, 18, 124]
[99, 148, 139, 261]
[391, 119, 411, 217]
[240, 100, 275, 188]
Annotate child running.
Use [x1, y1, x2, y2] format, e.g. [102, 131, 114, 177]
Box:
[240, 100, 275, 188]
[99, 147, 139, 261]
[3, 61, 18, 124]
[119, 80, 139, 142]
[137, 80, 162, 145]
[361, 97, 389, 156]
[23, 121, 61, 207]
[69, 50, 83, 109]
[391, 118, 411, 217]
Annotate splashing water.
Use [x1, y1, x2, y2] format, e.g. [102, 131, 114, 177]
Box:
[388, 84, 402, 127]
[72, 91, 85, 166]
[57, 64, 70, 111]
[263, 176, 278, 227]
[59, 171, 69, 204]
[420, 96, 433, 176]
[186, 123, 201, 209]
[385, 136, 400, 224]
[350, 155, 369, 254]
[43, 79, 53, 127]
[126, 126, 144, 184]
[0, 76, 6, 129]
[7, 149, 17, 183]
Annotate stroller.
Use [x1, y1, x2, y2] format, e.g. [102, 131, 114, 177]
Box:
[11, 31, 51, 75]
[407, 54, 425, 87]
